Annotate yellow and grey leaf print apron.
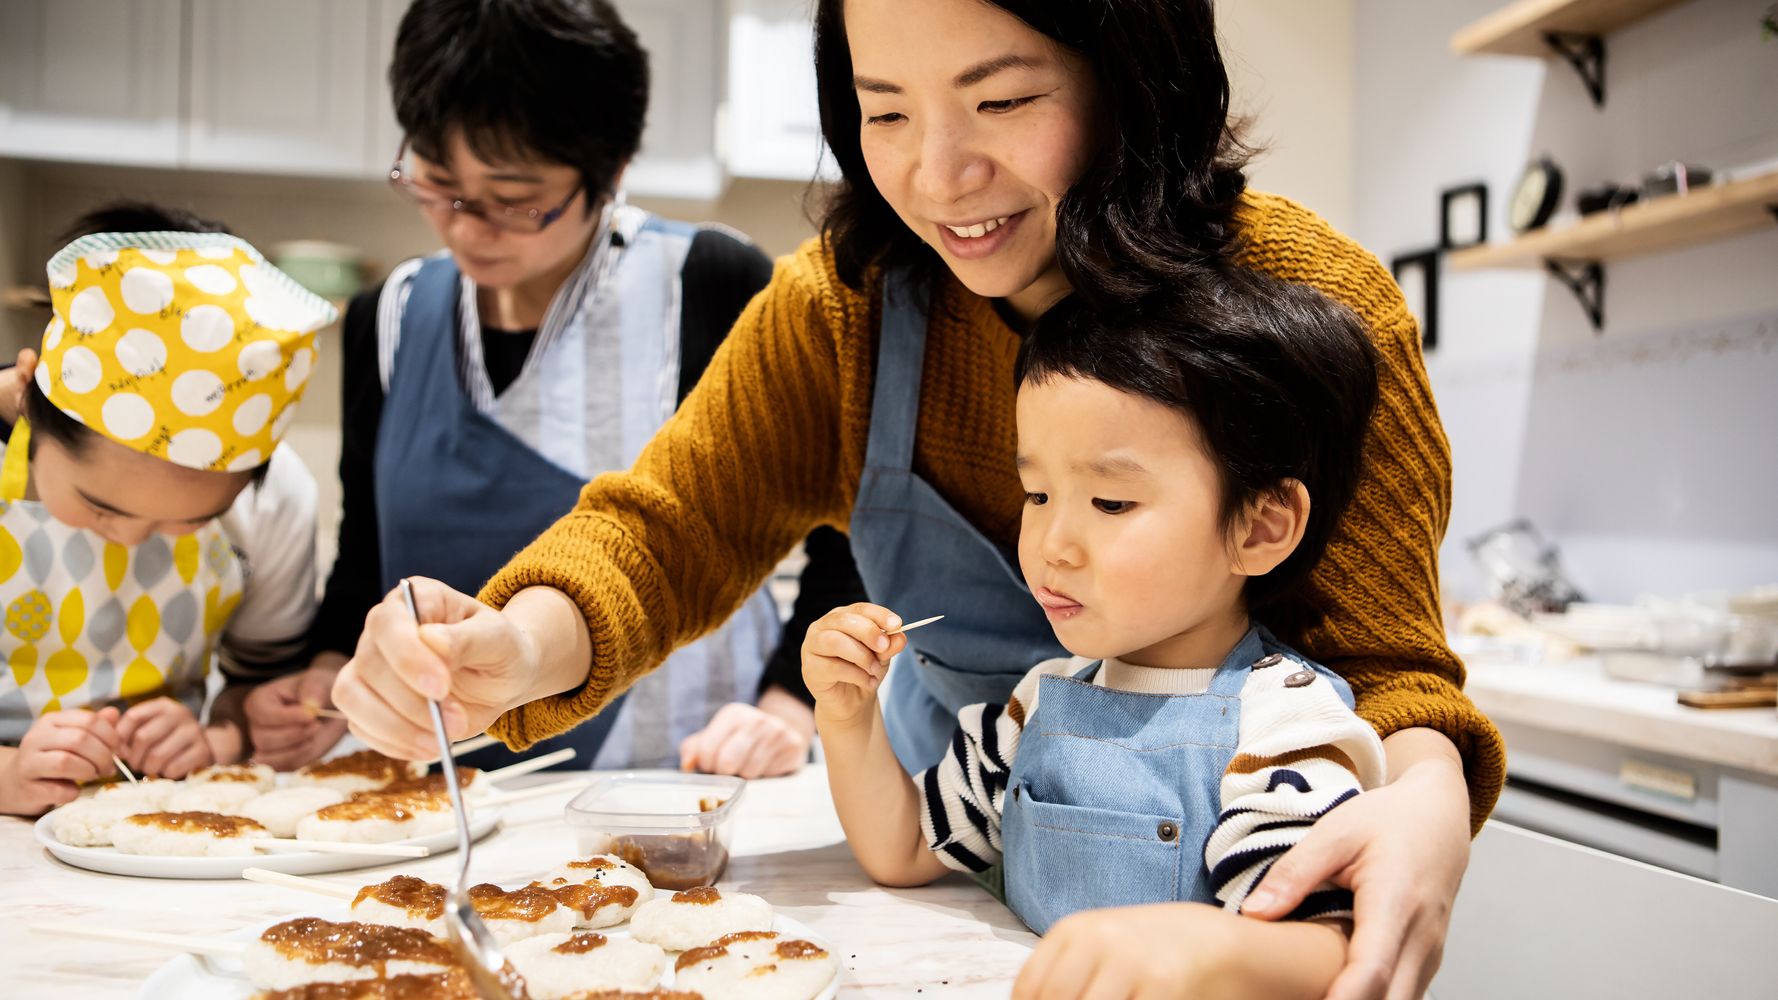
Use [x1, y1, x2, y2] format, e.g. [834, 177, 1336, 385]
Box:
[0, 423, 244, 744]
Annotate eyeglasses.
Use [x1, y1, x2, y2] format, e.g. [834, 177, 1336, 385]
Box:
[388, 141, 582, 235]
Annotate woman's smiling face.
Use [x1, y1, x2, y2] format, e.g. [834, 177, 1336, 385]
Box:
[845, 0, 1097, 324]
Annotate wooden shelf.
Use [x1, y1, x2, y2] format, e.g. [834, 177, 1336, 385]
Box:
[1451, 0, 1691, 57]
[1448, 170, 1778, 271]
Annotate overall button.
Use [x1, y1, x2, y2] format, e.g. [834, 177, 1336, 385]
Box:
[1157, 821, 1179, 842]
[1284, 669, 1316, 688]
[1252, 653, 1285, 669]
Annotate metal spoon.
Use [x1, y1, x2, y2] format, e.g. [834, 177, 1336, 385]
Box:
[400, 578, 518, 1000]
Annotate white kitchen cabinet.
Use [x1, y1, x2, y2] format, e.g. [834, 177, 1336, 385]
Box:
[0, 0, 185, 167]
[182, 0, 378, 177]
[611, 0, 726, 200]
[725, 0, 834, 183]
[368, 0, 411, 178]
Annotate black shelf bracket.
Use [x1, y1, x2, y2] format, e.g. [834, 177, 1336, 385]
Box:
[1542, 32, 1606, 107]
[1544, 259, 1605, 331]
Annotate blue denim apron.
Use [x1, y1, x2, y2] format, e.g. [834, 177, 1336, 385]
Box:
[1002, 627, 1354, 934]
[374, 255, 624, 770]
[849, 271, 1068, 773]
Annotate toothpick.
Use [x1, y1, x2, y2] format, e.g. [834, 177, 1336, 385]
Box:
[29, 922, 247, 959]
[241, 866, 359, 900]
[254, 838, 430, 858]
[112, 755, 139, 784]
[302, 702, 348, 721]
[886, 615, 945, 636]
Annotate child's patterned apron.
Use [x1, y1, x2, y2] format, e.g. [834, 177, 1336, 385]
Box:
[0, 421, 244, 743]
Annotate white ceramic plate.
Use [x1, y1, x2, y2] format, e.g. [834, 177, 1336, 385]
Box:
[139, 908, 840, 999]
[34, 810, 502, 880]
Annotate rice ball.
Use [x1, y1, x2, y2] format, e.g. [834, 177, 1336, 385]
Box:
[166, 779, 263, 816]
[674, 931, 836, 1000]
[628, 886, 772, 952]
[503, 932, 667, 999]
[110, 811, 270, 857]
[241, 786, 349, 838]
[189, 762, 277, 792]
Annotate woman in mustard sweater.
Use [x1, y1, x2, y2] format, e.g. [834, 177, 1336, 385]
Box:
[334, 1, 1503, 996]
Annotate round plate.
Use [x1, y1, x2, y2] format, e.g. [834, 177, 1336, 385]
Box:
[34, 809, 501, 880]
[139, 908, 839, 999]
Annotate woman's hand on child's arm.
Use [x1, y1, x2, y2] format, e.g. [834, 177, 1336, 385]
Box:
[800, 602, 906, 729]
[0, 708, 122, 815]
[0, 348, 38, 424]
[245, 654, 349, 770]
[1013, 903, 1347, 1000]
[117, 697, 215, 778]
[679, 686, 813, 778]
[1241, 727, 1471, 1000]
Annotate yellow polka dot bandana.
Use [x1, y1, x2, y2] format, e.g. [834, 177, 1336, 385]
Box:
[38, 232, 338, 472]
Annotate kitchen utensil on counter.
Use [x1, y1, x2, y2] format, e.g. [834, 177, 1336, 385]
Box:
[271, 240, 365, 301]
[1467, 519, 1584, 617]
[400, 577, 518, 1000]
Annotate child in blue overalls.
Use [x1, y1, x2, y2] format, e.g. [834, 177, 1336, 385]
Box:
[805, 266, 1391, 998]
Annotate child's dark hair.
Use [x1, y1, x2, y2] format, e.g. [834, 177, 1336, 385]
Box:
[390, 0, 647, 204]
[32, 201, 268, 486]
[1015, 269, 1379, 610]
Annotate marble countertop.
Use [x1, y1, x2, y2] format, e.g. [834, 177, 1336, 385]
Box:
[0, 765, 1037, 998]
[1464, 655, 1778, 777]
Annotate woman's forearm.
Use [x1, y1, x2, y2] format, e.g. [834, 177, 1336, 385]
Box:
[502, 586, 598, 712]
[1383, 726, 1466, 785]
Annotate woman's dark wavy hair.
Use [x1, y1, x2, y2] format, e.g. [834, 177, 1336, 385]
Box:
[391, 0, 647, 204]
[813, 0, 1252, 306]
[1015, 267, 1379, 611]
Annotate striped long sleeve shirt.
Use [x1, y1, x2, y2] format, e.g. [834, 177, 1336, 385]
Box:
[914, 652, 1388, 919]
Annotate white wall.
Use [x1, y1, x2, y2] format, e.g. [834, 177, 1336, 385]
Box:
[1219, 0, 1357, 232]
[1354, 0, 1778, 603]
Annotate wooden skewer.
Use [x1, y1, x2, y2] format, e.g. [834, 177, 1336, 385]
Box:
[475, 777, 590, 807]
[241, 866, 359, 900]
[301, 701, 349, 721]
[112, 755, 139, 784]
[254, 838, 430, 858]
[886, 614, 944, 636]
[29, 921, 246, 959]
[479, 747, 576, 784]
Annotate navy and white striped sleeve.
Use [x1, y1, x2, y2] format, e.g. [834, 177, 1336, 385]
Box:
[912, 662, 1058, 873]
[1204, 661, 1388, 921]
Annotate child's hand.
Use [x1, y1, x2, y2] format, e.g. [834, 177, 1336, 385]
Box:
[117, 697, 215, 778]
[0, 708, 122, 815]
[801, 603, 907, 728]
[0, 348, 37, 424]
[244, 662, 348, 770]
[1014, 903, 1236, 999]
[1013, 902, 1347, 1000]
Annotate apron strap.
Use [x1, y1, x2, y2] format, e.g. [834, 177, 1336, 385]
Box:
[864, 269, 932, 473]
[2, 418, 32, 502]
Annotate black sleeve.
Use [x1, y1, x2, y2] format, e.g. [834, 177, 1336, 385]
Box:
[309, 285, 388, 658]
[760, 527, 867, 706]
[675, 229, 867, 705]
[676, 227, 775, 404]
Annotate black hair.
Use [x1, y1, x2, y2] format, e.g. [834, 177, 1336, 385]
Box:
[1015, 268, 1379, 611]
[813, 0, 1252, 306]
[55, 199, 230, 246]
[391, 0, 647, 202]
[34, 200, 266, 487]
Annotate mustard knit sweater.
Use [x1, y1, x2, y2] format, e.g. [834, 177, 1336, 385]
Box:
[482, 190, 1506, 831]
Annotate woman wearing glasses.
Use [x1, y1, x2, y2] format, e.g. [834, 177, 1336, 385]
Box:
[242, 0, 863, 776]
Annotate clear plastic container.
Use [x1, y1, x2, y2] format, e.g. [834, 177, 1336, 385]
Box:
[563, 771, 745, 890]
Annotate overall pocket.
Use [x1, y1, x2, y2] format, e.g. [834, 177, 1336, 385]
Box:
[1001, 782, 1187, 935]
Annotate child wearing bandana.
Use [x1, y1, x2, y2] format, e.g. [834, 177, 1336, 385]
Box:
[0, 217, 329, 815]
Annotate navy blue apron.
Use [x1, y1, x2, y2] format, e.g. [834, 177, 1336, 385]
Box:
[374, 256, 623, 770]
